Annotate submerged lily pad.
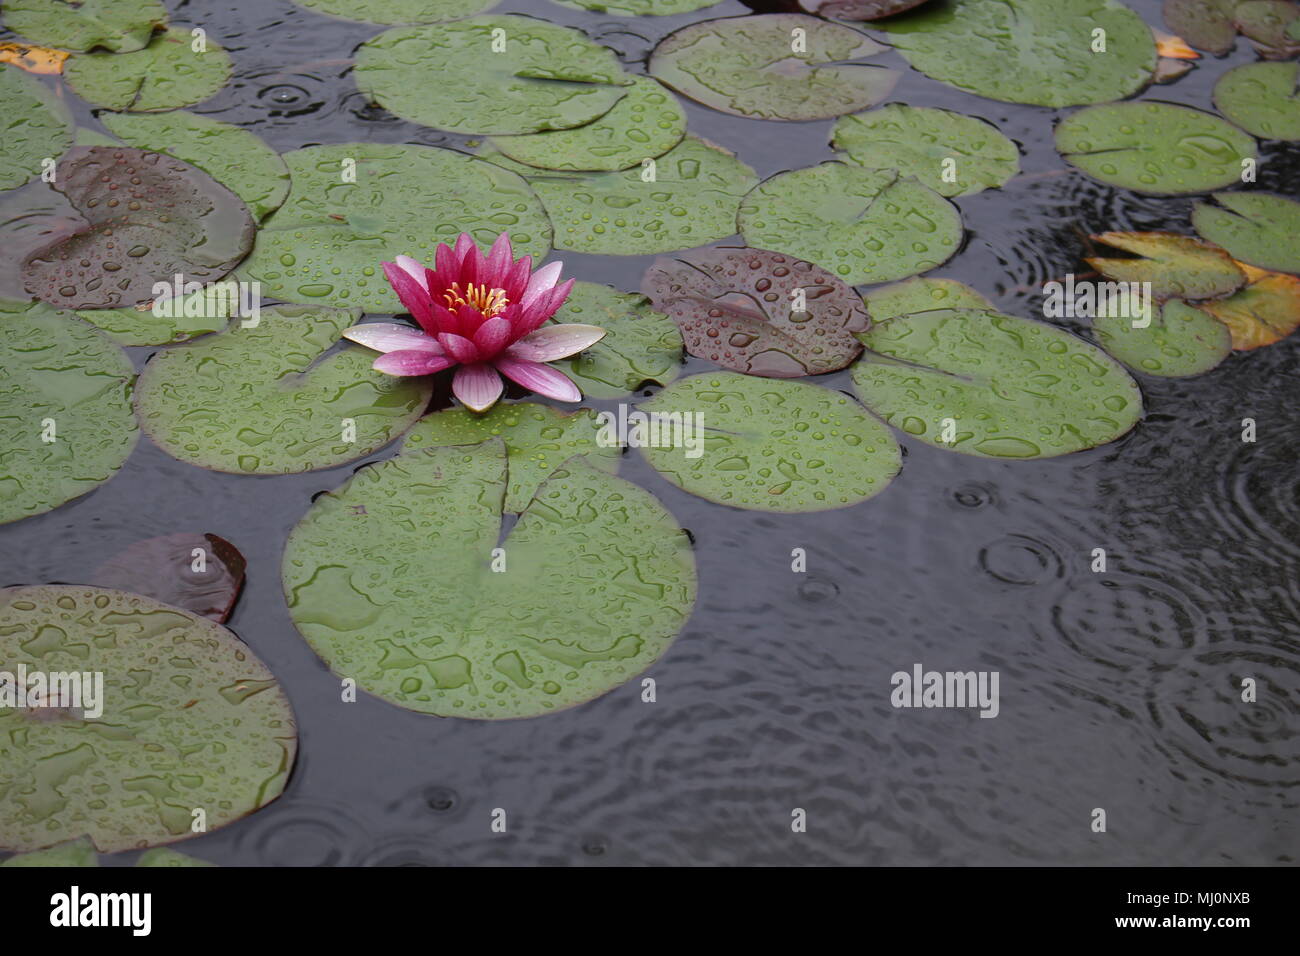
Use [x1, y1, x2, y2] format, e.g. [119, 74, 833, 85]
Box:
[1164, 0, 1239, 54]
[1, 837, 97, 867]
[0, 307, 137, 525]
[136, 847, 216, 866]
[1195, 265, 1300, 348]
[878, 0, 1155, 108]
[648, 14, 898, 122]
[490, 76, 686, 172]
[240, 143, 549, 312]
[738, 162, 962, 285]
[22, 146, 255, 310]
[551, 0, 723, 14]
[0, 64, 73, 191]
[1, 0, 166, 53]
[546, 282, 683, 398]
[863, 277, 994, 319]
[1055, 102, 1257, 195]
[75, 282, 237, 347]
[852, 308, 1143, 458]
[637, 372, 900, 512]
[1086, 231, 1246, 299]
[642, 247, 868, 377]
[134, 305, 432, 474]
[1214, 62, 1300, 141]
[1093, 298, 1232, 377]
[483, 136, 756, 255]
[64, 27, 232, 112]
[0, 180, 83, 305]
[291, 0, 498, 23]
[283, 441, 696, 719]
[0, 585, 295, 853]
[832, 105, 1020, 198]
[90, 533, 247, 623]
[355, 16, 632, 135]
[402, 403, 619, 512]
[1192, 192, 1300, 273]
[100, 111, 291, 220]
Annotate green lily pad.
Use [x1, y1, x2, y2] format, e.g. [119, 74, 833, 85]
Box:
[0, 64, 73, 191]
[1085, 231, 1246, 299]
[1192, 192, 1300, 274]
[1092, 298, 1232, 377]
[738, 162, 962, 285]
[805, 0, 931, 19]
[239, 143, 550, 312]
[878, 0, 1155, 108]
[1236, 0, 1300, 57]
[99, 111, 290, 221]
[550, 0, 724, 14]
[1214, 62, 1300, 141]
[401, 403, 619, 512]
[0, 307, 137, 525]
[22, 146, 256, 311]
[355, 16, 632, 135]
[75, 282, 237, 347]
[642, 246, 868, 377]
[1196, 267, 1300, 348]
[863, 277, 993, 319]
[283, 441, 696, 719]
[636, 372, 900, 512]
[0, 585, 296, 853]
[134, 305, 432, 474]
[291, 0, 498, 24]
[1, 0, 166, 53]
[832, 104, 1020, 199]
[1163, 0, 1240, 54]
[74, 127, 123, 148]
[137, 847, 216, 866]
[1, 837, 97, 867]
[546, 282, 682, 398]
[1055, 102, 1257, 195]
[490, 76, 686, 173]
[648, 14, 898, 122]
[64, 27, 232, 112]
[483, 136, 757, 255]
[852, 308, 1143, 458]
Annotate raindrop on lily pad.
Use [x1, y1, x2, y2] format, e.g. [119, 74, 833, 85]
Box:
[1194, 264, 1300, 349]
[89, 533, 247, 623]
[401, 403, 619, 513]
[75, 281, 237, 347]
[863, 277, 993, 319]
[290, 0, 498, 24]
[832, 104, 1020, 198]
[355, 16, 633, 135]
[1055, 101, 1257, 195]
[642, 246, 867, 377]
[1, 0, 167, 53]
[1, 837, 97, 867]
[648, 14, 899, 121]
[739, 162, 962, 285]
[0, 306, 137, 525]
[1086, 231, 1246, 299]
[1192, 192, 1300, 274]
[1236, 0, 1300, 58]
[283, 440, 696, 719]
[877, 0, 1155, 108]
[0, 585, 296, 853]
[134, 305, 432, 474]
[1213, 62, 1300, 141]
[852, 308, 1143, 458]
[637, 372, 901, 512]
[0, 64, 73, 191]
[1092, 299, 1232, 377]
[64, 27, 232, 112]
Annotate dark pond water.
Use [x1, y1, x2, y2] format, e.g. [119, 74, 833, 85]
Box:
[1, 0, 1297, 865]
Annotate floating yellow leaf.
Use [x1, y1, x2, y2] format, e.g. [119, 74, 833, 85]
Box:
[1196, 269, 1300, 349]
[0, 41, 68, 74]
[1151, 28, 1202, 58]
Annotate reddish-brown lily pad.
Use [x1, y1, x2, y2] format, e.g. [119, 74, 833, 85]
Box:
[21, 146, 255, 310]
[1163, 0, 1240, 54]
[89, 533, 247, 623]
[641, 247, 868, 378]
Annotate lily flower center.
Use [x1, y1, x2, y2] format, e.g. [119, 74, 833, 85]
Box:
[443, 282, 509, 318]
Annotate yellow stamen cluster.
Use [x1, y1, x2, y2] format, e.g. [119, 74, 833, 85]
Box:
[443, 282, 509, 317]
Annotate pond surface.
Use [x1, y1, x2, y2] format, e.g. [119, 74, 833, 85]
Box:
[0, 0, 1296, 865]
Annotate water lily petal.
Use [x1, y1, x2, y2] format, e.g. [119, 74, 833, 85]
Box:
[494, 357, 582, 403]
[452, 363, 504, 412]
[473, 316, 514, 357]
[438, 332, 481, 364]
[395, 255, 430, 291]
[520, 260, 563, 311]
[342, 323, 443, 354]
[427, 301, 461, 336]
[506, 323, 606, 362]
[373, 350, 455, 376]
[483, 233, 513, 289]
[518, 278, 576, 335]
[503, 254, 532, 301]
[382, 260, 437, 332]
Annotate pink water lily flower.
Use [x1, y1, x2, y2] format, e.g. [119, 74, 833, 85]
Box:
[341, 233, 605, 412]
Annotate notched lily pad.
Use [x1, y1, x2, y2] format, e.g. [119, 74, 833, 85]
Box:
[642, 247, 867, 377]
[90, 533, 247, 623]
[637, 372, 901, 512]
[2, 0, 167, 53]
[64, 27, 232, 112]
[134, 305, 433, 474]
[355, 16, 632, 135]
[1086, 231, 1246, 299]
[852, 308, 1143, 459]
[22, 146, 256, 310]
[1195, 264, 1300, 348]
[863, 277, 994, 320]
[1192, 192, 1300, 274]
[0, 64, 73, 191]
[832, 104, 1020, 198]
[1093, 298, 1232, 377]
[1164, 0, 1240, 54]
[283, 441, 696, 719]
[738, 162, 962, 285]
[0, 585, 295, 853]
[1055, 101, 1257, 195]
[648, 14, 899, 122]
[75, 281, 237, 347]
[291, 0, 499, 24]
[0, 307, 138, 525]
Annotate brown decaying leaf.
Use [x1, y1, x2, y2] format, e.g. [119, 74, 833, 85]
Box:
[1195, 264, 1300, 349]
